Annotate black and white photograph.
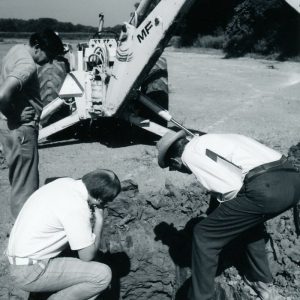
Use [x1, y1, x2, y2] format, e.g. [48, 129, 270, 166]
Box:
[0, 0, 299, 299]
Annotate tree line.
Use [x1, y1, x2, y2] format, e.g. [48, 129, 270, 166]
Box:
[0, 18, 97, 33]
[135, 0, 299, 59]
[181, 0, 300, 58]
[1, 0, 299, 59]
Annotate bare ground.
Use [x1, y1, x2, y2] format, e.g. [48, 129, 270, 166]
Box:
[0, 47, 300, 299]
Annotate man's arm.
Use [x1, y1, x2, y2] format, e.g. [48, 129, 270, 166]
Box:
[0, 76, 20, 118]
[77, 207, 104, 261]
[0, 76, 36, 122]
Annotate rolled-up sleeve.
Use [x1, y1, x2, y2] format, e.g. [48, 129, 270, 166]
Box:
[8, 58, 36, 91]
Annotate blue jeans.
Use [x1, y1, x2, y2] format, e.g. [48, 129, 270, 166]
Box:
[188, 166, 300, 300]
[0, 120, 39, 217]
[9, 257, 112, 300]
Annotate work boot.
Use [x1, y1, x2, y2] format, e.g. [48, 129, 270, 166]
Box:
[243, 277, 283, 300]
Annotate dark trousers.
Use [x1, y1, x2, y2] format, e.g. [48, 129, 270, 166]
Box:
[188, 166, 300, 300]
[0, 122, 39, 217]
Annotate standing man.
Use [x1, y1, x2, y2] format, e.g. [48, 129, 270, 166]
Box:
[0, 29, 65, 217]
[6, 168, 121, 299]
[157, 130, 300, 300]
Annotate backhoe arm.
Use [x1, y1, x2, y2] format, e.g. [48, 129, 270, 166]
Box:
[103, 0, 195, 117]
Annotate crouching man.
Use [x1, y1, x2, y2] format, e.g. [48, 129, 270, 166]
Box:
[6, 169, 121, 300]
[157, 130, 300, 300]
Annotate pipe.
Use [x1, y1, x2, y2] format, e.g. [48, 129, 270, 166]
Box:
[98, 13, 104, 32]
[40, 97, 65, 121]
[138, 94, 195, 137]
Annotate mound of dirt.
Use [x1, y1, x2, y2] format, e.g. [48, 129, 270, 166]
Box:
[2, 148, 300, 300]
[99, 150, 300, 300]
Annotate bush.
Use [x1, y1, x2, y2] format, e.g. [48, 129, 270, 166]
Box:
[224, 0, 300, 59]
[168, 36, 183, 48]
[193, 34, 225, 49]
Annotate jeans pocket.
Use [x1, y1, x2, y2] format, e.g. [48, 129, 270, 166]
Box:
[15, 126, 37, 144]
[9, 261, 48, 288]
[16, 126, 29, 145]
[14, 127, 37, 159]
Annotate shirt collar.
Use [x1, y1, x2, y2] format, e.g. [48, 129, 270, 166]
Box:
[73, 179, 89, 201]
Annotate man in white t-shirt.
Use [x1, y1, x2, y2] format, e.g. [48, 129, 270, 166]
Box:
[157, 130, 300, 300]
[6, 168, 121, 300]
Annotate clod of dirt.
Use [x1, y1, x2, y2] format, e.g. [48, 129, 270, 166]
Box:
[0, 147, 7, 169]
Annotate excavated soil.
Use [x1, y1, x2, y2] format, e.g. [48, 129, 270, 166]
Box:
[0, 47, 300, 299]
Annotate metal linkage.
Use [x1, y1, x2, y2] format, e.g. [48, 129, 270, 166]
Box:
[138, 94, 195, 137]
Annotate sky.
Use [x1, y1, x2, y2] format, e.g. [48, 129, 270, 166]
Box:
[0, 0, 139, 27]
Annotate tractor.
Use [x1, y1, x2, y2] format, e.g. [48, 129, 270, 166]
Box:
[37, 0, 197, 143]
[37, 0, 300, 143]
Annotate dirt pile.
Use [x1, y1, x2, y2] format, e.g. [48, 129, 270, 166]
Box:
[100, 152, 300, 300]
[1, 145, 300, 300]
[100, 179, 209, 300]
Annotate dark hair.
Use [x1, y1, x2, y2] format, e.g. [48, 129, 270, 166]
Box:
[165, 137, 189, 164]
[29, 28, 64, 59]
[82, 169, 121, 202]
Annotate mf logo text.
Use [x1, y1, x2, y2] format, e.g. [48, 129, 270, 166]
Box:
[137, 21, 153, 44]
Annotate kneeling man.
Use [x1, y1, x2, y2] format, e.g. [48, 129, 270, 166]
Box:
[6, 168, 121, 300]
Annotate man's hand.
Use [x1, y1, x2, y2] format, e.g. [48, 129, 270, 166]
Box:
[20, 107, 35, 123]
[78, 207, 104, 261]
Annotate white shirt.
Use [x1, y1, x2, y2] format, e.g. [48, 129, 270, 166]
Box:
[7, 178, 96, 260]
[182, 134, 281, 201]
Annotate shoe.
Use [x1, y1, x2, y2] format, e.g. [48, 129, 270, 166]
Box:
[243, 277, 283, 300]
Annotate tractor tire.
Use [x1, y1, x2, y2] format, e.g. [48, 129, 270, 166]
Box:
[38, 58, 70, 128]
[38, 58, 69, 106]
[122, 55, 169, 143]
[139, 56, 169, 127]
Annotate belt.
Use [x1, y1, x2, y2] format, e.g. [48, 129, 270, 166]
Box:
[244, 156, 298, 183]
[7, 256, 39, 266]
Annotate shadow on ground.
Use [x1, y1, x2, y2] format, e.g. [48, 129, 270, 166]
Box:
[39, 119, 159, 149]
[153, 197, 272, 300]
